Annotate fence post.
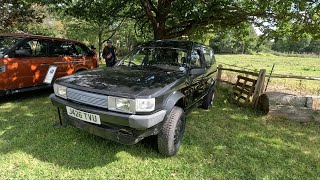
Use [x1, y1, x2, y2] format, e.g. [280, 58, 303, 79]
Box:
[216, 64, 222, 86]
[252, 69, 266, 107]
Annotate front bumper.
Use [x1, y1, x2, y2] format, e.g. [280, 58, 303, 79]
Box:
[50, 94, 166, 145]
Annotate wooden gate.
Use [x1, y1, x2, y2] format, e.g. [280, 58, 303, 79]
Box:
[232, 75, 257, 107]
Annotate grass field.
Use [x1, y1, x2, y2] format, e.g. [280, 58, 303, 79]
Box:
[0, 55, 320, 179]
[216, 54, 320, 95]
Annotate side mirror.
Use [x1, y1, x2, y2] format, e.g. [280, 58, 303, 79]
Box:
[190, 68, 205, 75]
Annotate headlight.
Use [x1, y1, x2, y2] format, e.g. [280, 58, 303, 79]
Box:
[53, 84, 67, 99]
[108, 96, 135, 113]
[108, 97, 155, 113]
[136, 98, 155, 112]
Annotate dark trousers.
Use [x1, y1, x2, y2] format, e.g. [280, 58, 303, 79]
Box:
[105, 59, 115, 67]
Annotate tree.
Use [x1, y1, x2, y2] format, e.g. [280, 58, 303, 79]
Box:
[0, 0, 42, 33]
[42, 0, 320, 42]
[123, 0, 320, 40]
[23, 4, 66, 37]
[210, 23, 258, 54]
[126, 0, 264, 39]
[46, 0, 127, 60]
[272, 33, 312, 53]
[304, 40, 320, 54]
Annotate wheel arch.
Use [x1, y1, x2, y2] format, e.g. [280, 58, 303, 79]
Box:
[163, 91, 186, 115]
[74, 67, 88, 73]
[72, 63, 91, 74]
[210, 77, 216, 86]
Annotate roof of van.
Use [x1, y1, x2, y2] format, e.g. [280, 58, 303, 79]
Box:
[0, 33, 82, 44]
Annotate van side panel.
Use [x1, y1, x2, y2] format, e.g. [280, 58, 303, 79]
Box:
[0, 34, 98, 94]
[0, 58, 8, 90]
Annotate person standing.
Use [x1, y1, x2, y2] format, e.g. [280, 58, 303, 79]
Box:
[102, 40, 116, 67]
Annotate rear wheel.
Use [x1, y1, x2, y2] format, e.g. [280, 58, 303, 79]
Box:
[157, 106, 186, 157]
[201, 85, 215, 109]
[75, 69, 87, 73]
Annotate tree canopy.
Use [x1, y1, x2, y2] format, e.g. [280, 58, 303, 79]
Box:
[121, 0, 320, 39]
[1, 0, 319, 54]
[0, 0, 42, 32]
[42, 0, 320, 40]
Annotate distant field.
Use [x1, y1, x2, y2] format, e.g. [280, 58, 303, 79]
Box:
[216, 55, 320, 95]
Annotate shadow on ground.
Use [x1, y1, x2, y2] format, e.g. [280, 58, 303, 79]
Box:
[0, 87, 319, 178]
[0, 88, 53, 104]
[0, 89, 163, 169]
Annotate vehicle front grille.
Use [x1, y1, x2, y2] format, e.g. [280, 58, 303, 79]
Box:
[67, 88, 108, 108]
[0, 65, 5, 72]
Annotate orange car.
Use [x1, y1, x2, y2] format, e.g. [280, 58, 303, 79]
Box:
[0, 34, 98, 95]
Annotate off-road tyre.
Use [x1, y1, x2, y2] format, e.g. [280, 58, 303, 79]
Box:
[157, 106, 186, 157]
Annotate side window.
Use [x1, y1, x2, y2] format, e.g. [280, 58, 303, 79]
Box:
[190, 49, 202, 68]
[74, 44, 89, 56]
[61, 42, 76, 56]
[49, 41, 61, 56]
[177, 50, 188, 65]
[50, 41, 76, 56]
[16, 39, 48, 57]
[203, 47, 214, 67]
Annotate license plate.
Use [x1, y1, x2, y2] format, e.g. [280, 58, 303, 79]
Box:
[66, 106, 101, 125]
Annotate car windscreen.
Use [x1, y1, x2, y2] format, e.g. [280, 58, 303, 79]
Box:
[0, 36, 22, 57]
[120, 47, 188, 72]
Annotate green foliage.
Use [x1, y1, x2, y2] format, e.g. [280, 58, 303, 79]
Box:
[272, 33, 320, 54]
[111, 20, 153, 50]
[62, 17, 98, 45]
[23, 5, 65, 37]
[209, 23, 259, 54]
[121, 0, 320, 40]
[2, 1, 319, 55]
[0, 0, 42, 33]
[15, 5, 97, 45]
[44, 0, 130, 60]
[186, 25, 216, 45]
[51, 0, 126, 26]
[304, 40, 320, 54]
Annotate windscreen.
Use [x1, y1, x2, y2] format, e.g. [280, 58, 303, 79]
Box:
[0, 36, 22, 57]
[120, 47, 188, 72]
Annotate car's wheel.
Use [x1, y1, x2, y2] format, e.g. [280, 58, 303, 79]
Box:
[75, 69, 87, 73]
[201, 85, 215, 109]
[157, 106, 186, 157]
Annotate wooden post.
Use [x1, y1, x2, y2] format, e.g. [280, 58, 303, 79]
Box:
[260, 74, 265, 94]
[252, 69, 266, 107]
[216, 64, 222, 86]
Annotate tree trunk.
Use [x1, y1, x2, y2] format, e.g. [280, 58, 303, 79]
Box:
[242, 41, 245, 54]
[154, 27, 166, 40]
[141, 0, 170, 40]
[154, 14, 166, 40]
[98, 26, 103, 62]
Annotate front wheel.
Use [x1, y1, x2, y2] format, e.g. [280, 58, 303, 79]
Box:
[157, 106, 186, 157]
